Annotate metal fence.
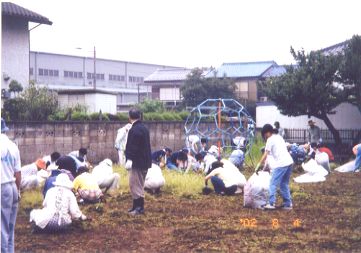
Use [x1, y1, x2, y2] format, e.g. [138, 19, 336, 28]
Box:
[284, 129, 361, 144]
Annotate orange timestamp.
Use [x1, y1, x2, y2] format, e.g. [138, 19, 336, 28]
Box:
[239, 218, 302, 229]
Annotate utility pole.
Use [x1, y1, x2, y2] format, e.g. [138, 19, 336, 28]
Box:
[137, 82, 140, 103]
[93, 46, 96, 90]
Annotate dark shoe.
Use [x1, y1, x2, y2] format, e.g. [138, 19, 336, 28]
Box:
[128, 199, 136, 213]
[129, 206, 144, 216]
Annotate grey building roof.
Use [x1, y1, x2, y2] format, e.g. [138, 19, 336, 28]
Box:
[57, 89, 118, 95]
[144, 68, 192, 82]
[261, 65, 287, 78]
[205, 61, 277, 78]
[2, 2, 52, 25]
[320, 41, 347, 55]
[38, 84, 147, 94]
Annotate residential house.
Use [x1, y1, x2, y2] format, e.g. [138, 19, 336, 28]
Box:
[144, 68, 191, 107]
[1, 2, 52, 96]
[206, 61, 285, 102]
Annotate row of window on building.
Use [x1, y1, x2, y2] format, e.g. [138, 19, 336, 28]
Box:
[32, 68, 144, 83]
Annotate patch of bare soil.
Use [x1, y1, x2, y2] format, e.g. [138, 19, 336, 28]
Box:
[16, 173, 361, 252]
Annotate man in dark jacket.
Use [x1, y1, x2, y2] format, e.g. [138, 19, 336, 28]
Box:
[125, 108, 151, 215]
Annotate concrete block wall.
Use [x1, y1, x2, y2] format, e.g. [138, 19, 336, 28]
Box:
[6, 121, 188, 165]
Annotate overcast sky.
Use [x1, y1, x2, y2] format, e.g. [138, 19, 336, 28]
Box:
[9, 0, 361, 68]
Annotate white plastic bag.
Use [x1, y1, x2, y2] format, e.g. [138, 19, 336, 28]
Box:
[243, 171, 271, 209]
[294, 159, 328, 183]
[335, 160, 356, 173]
[315, 151, 330, 172]
[145, 164, 165, 190]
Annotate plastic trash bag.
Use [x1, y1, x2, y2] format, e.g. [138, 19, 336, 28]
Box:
[243, 171, 271, 209]
[315, 151, 330, 172]
[294, 159, 328, 183]
[144, 163, 165, 190]
[335, 160, 356, 173]
[229, 149, 245, 168]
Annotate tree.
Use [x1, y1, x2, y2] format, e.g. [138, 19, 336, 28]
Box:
[181, 68, 235, 107]
[8, 80, 23, 97]
[262, 48, 344, 147]
[2, 82, 58, 121]
[21, 82, 58, 120]
[339, 35, 361, 113]
[136, 99, 164, 113]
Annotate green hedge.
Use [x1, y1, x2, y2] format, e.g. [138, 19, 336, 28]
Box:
[47, 111, 189, 122]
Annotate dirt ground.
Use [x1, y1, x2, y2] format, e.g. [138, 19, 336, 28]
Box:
[16, 172, 361, 253]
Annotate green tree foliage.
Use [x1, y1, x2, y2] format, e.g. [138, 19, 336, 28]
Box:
[136, 99, 164, 113]
[262, 48, 344, 146]
[339, 35, 361, 113]
[3, 82, 58, 121]
[8, 80, 23, 95]
[3, 97, 26, 121]
[181, 68, 235, 107]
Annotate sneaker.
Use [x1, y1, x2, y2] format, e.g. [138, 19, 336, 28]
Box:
[355, 169, 360, 173]
[264, 204, 276, 210]
[281, 205, 293, 210]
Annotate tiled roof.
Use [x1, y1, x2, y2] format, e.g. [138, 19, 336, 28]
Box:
[144, 68, 192, 82]
[206, 61, 277, 78]
[320, 41, 347, 55]
[261, 65, 287, 78]
[2, 2, 52, 25]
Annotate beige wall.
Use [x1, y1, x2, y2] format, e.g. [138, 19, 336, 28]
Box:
[234, 79, 258, 101]
[2, 16, 29, 89]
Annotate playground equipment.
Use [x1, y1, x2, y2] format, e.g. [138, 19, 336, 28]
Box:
[184, 98, 255, 156]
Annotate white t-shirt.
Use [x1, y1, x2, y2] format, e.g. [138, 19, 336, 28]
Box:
[265, 134, 293, 169]
[208, 166, 243, 188]
[1, 134, 21, 184]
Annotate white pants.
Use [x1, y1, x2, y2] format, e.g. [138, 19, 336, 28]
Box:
[118, 150, 126, 166]
[97, 173, 120, 192]
[20, 175, 39, 190]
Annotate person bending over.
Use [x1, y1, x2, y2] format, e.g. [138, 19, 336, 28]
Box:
[30, 174, 88, 232]
[166, 149, 188, 171]
[20, 159, 47, 190]
[73, 167, 103, 203]
[92, 159, 120, 194]
[204, 161, 238, 196]
[151, 148, 172, 168]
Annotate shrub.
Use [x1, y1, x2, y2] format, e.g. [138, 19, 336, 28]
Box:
[3, 97, 27, 121]
[89, 112, 101, 121]
[89, 112, 110, 121]
[70, 111, 89, 121]
[117, 113, 129, 121]
[161, 112, 176, 121]
[143, 112, 164, 121]
[105, 113, 117, 121]
[137, 99, 164, 113]
[48, 110, 67, 121]
[178, 111, 190, 120]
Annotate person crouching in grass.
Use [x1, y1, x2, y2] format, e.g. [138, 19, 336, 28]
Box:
[204, 161, 239, 196]
[256, 124, 294, 210]
[73, 166, 103, 203]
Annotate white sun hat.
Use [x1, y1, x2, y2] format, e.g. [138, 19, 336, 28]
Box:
[53, 173, 74, 189]
[103, 158, 113, 167]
